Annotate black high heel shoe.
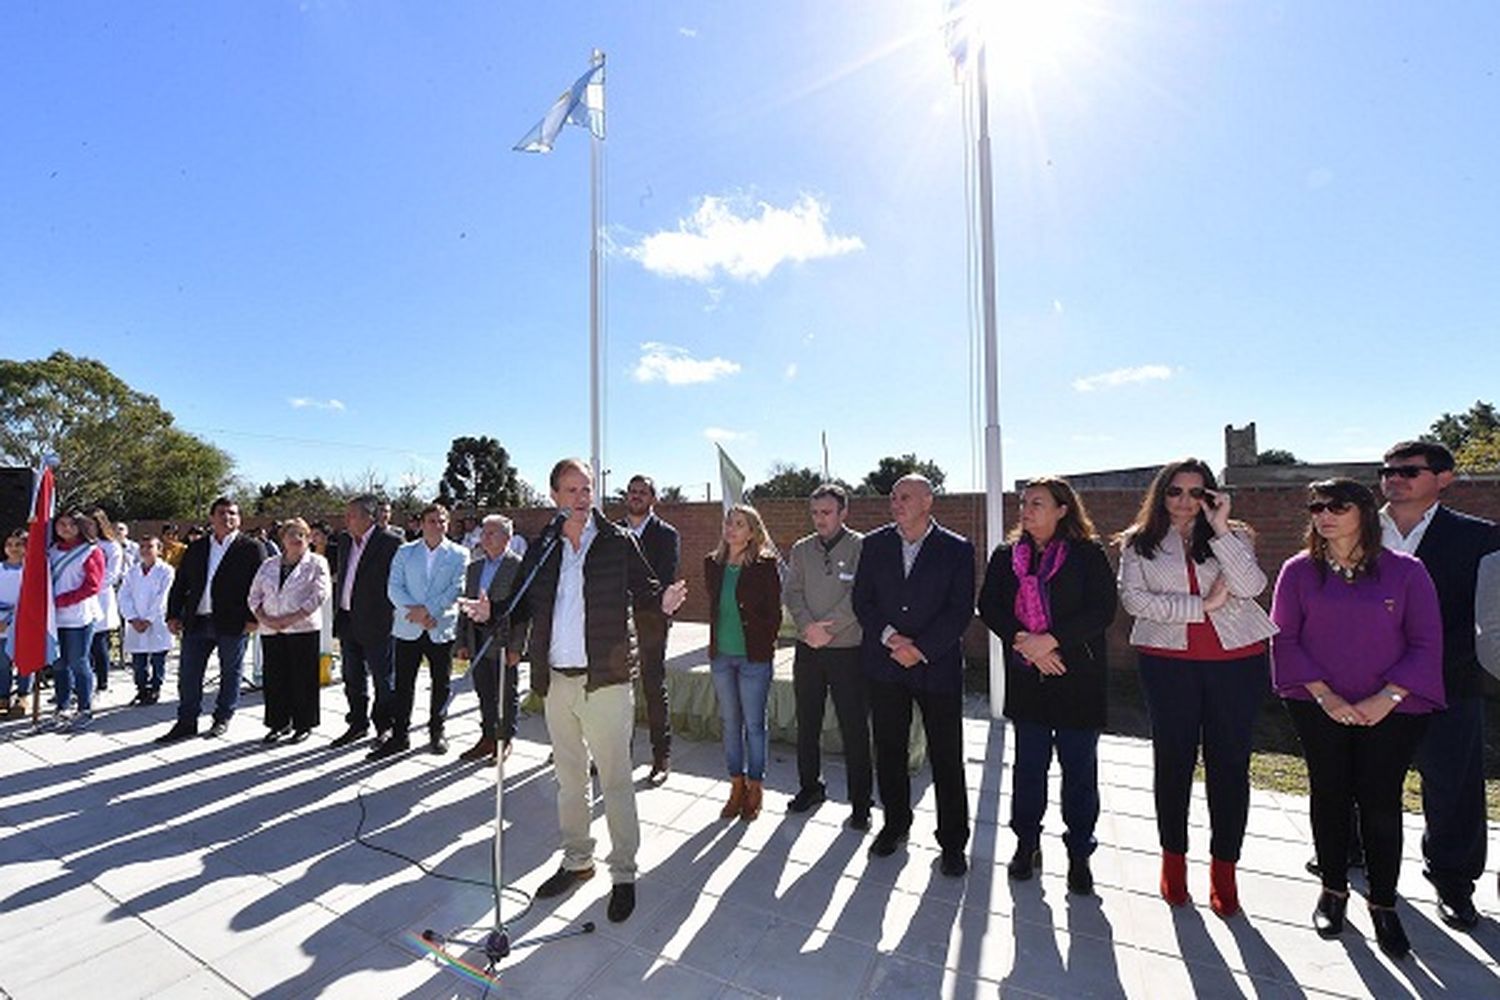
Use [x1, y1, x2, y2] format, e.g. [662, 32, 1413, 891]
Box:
[1370, 905, 1410, 959]
[1313, 890, 1348, 938]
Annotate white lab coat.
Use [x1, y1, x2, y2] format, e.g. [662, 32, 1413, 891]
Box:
[117, 561, 175, 655]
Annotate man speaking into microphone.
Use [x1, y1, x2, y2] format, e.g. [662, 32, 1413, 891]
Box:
[508, 458, 686, 924]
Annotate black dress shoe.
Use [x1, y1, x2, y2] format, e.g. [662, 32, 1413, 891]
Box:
[787, 786, 826, 814]
[1313, 890, 1348, 938]
[607, 883, 636, 923]
[262, 728, 288, 744]
[366, 737, 409, 761]
[647, 754, 671, 784]
[1067, 856, 1094, 895]
[429, 734, 448, 755]
[1437, 894, 1480, 930]
[204, 720, 229, 738]
[1371, 906, 1410, 958]
[288, 729, 311, 744]
[329, 726, 369, 748]
[940, 850, 968, 878]
[1008, 845, 1042, 881]
[154, 723, 197, 744]
[459, 737, 498, 762]
[868, 826, 908, 857]
[536, 865, 594, 899]
[848, 807, 871, 832]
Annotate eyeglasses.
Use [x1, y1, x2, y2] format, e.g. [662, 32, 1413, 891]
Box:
[1307, 501, 1353, 515]
[1164, 486, 1207, 499]
[1378, 466, 1432, 479]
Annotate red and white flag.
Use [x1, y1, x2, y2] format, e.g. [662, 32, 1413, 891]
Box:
[11, 462, 57, 675]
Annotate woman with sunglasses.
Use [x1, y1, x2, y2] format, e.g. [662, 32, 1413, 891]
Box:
[1118, 458, 1278, 917]
[1270, 478, 1442, 958]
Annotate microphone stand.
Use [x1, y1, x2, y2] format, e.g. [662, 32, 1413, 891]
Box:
[427, 518, 593, 973]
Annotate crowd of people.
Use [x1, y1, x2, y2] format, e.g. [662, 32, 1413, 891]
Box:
[2, 440, 1495, 953]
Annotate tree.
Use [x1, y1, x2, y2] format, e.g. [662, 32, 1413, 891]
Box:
[1256, 448, 1301, 466]
[1455, 428, 1500, 473]
[749, 462, 837, 500]
[0, 351, 233, 517]
[657, 485, 686, 504]
[1428, 400, 1500, 454]
[858, 454, 946, 496]
[253, 477, 350, 518]
[437, 436, 523, 508]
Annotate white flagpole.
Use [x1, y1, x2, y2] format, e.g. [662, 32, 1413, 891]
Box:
[975, 43, 1006, 720]
[588, 49, 606, 490]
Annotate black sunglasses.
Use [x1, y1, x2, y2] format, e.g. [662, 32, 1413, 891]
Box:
[1379, 466, 1432, 479]
[1164, 486, 1207, 499]
[1307, 500, 1353, 515]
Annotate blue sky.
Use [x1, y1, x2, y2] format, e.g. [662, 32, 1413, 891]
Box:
[3, 1, 1497, 502]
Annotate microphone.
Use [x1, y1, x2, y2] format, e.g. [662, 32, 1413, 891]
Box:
[537, 509, 570, 545]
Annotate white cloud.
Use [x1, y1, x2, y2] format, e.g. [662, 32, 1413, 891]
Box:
[633, 342, 741, 385]
[624, 194, 864, 283]
[703, 427, 747, 442]
[289, 397, 346, 411]
[678, 26, 698, 38]
[784, 363, 798, 380]
[1072, 365, 1174, 393]
[1053, 299, 1065, 314]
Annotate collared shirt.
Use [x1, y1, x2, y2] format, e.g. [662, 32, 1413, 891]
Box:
[1380, 502, 1439, 555]
[548, 517, 598, 669]
[478, 552, 506, 594]
[340, 524, 375, 612]
[900, 520, 935, 577]
[627, 513, 651, 538]
[424, 539, 441, 576]
[196, 530, 239, 615]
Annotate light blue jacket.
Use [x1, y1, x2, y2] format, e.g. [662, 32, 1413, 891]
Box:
[387, 538, 468, 642]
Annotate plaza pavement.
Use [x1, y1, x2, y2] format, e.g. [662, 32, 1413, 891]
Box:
[1, 625, 1497, 999]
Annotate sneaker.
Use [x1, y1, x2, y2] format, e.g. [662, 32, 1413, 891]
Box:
[70, 711, 93, 730]
[787, 786, 827, 814]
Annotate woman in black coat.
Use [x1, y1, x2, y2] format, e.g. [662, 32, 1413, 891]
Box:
[979, 476, 1118, 894]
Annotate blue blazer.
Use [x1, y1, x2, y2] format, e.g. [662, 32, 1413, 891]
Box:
[387, 538, 469, 642]
[853, 521, 976, 694]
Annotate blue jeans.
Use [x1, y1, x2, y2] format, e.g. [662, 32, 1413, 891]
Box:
[176, 618, 248, 727]
[710, 655, 772, 781]
[1011, 719, 1100, 858]
[54, 623, 96, 713]
[132, 651, 167, 692]
[0, 641, 34, 699]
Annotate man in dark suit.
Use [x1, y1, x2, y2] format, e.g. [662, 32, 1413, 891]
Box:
[156, 497, 268, 742]
[455, 514, 524, 762]
[329, 493, 404, 749]
[853, 474, 976, 878]
[1380, 440, 1500, 929]
[618, 474, 680, 782]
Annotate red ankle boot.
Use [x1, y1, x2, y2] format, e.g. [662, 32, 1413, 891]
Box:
[1160, 851, 1189, 906]
[1209, 858, 1239, 917]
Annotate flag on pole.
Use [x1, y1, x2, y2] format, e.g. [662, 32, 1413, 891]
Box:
[513, 58, 605, 153]
[10, 459, 57, 674]
[716, 444, 745, 512]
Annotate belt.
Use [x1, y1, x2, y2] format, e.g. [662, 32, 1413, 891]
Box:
[552, 666, 588, 678]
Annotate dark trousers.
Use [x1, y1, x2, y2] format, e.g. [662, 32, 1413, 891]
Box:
[176, 617, 247, 726]
[393, 633, 453, 740]
[1138, 651, 1267, 861]
[263, 631, 320, 733]
[1010, 720, 1100, 858]
[472, 653, 519, 742]
[1287, 699, 1427, 907]
[131, 651, 167, 692]
[868, 677, 968, 852]
[338, 622, 394, 734]
[1415, 692, 1488, 901]
[637, 628, 671, 759]
[792, 643, 872, 809]
[89, 629, 112, 689]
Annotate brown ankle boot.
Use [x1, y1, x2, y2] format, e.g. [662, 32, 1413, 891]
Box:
[1161, 850, 1189, 906]
[721, 776, 746, 819]
[741, 779, 763, 821]
[1209, 857, 1240, 918]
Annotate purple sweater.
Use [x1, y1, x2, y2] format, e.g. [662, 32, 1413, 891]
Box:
[1270, 549, 1444, 713]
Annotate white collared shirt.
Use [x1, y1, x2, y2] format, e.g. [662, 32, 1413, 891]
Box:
[196, 530, 239, 615]
[340, 524, 375, 612]
[627, 513, 650, 538]
[548, 517, 598, 669]
[1380, 502, 1439, 555]
[424, 539, 441, 576]
[900, 520, 935, 577]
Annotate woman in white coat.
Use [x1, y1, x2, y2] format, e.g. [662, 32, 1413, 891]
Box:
[118, 536, 175, 705]
[247, 518, 331, 743]
[85, 511, 125, 692]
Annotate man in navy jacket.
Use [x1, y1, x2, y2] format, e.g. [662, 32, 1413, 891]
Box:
[853, 474, 976, 877]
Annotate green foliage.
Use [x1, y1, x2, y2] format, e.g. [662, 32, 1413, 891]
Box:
[253, 477, 350, 518]
[437, 435, 524, 509]
[858, 453, 946, 496]
[1428, 400, 1500, 453]
[0, 351, 232, 518]
[1454, 428, 1500, 473]
[657, 484, 686, 504]
[1256, 448, 1301, 466]
[749, 462, 841, 500]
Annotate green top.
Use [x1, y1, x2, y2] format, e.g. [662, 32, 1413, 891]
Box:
[716, 563, 747, 656]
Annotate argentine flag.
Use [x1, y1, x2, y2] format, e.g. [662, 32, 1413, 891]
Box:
[514, 59, 605, 153]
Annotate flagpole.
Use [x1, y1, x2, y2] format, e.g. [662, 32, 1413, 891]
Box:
[975, 42, 1006, 720]
[588, 48, 605, 490]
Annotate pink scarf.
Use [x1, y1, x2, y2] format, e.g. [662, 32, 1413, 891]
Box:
[1012, 537, 1068, 632]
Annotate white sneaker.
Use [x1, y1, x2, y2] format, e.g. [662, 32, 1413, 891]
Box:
[71, 712, 93, 730]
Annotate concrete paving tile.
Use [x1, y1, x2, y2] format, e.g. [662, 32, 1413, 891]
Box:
[730, 916, 879, 997]
[0, 878, 115, 933]
[866, 953, 1005, 999]
[8, 927, 205, 1000]
[485, 915, 628, 999]
[146, 968, 250, 999]
[574, 945, 738, 998]
[626, 886, 774, 973]
[211, 906, 390, 1000]
[154, 881, 301, 962]
[1, 898, 157, 989]
[293, 941, 456, 1000]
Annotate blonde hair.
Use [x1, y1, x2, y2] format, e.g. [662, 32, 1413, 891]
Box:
[710, 504, 778, 565]
[279, 517, 311, 543]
